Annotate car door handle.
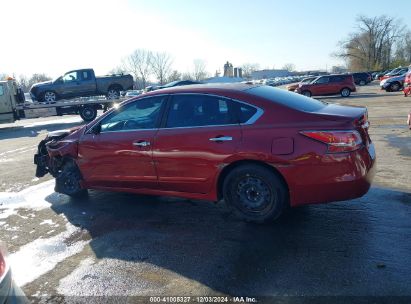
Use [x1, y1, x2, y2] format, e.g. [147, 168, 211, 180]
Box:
[133, 141, 150, 147]
[209, 136, 233, 142]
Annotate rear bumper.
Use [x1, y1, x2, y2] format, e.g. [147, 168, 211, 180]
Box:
[280, 144, 376, 207]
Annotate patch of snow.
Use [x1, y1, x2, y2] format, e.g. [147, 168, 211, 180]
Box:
[0, 159, 14, 163]
[0, 180, 55, 211]
[40, 219, 55, 226]
[8, 223, 89, 286]
[0, 208, 17, 220]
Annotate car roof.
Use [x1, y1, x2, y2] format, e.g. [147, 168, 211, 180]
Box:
[141, 82, 259, 96]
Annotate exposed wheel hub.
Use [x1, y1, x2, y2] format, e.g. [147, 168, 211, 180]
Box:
[237, 177, 271, 210]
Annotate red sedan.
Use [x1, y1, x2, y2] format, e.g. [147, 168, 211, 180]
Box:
[34, 83, 376, 223]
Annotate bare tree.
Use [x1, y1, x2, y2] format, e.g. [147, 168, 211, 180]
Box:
[0, 73, 8, 80]
[151, 52, 173, 85]
[109, 66, 127, 75]
[282, 63, 296, 72]
[394, 30, 411, 64]
[335, 15, 407, 71]
[15, 73, 51, 93]
[122, 49, 153, 88]
[17, 75, 29, 92]
[192, 59, 208, 81]
[167, 70, 182, 82]
[181, 72, 194, 81]
[241, 63, 260, 79]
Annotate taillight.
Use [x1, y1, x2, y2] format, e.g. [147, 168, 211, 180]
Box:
[300, 130, 363, 153]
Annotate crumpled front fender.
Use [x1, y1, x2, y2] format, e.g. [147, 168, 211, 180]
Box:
[47, 140, 79, 158]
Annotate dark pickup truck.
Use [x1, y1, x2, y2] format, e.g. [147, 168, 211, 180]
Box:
[30, 68, 134, 102]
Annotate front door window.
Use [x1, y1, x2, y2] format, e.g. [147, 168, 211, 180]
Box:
[101, 96, 165, 132]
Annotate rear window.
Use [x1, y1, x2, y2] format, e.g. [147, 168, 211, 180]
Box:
[246, 86, 327, 112]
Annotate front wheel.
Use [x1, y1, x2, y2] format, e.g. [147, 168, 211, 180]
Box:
[79, 105, 97, 122]
[390, 82, 401, 92]
[340, 88, 351, 97]
[223, 165, 287, 223]
[359, 80, 366, 86]
[55, 161, 87, 198]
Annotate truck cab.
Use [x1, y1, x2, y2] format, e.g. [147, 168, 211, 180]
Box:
[0, 78, 24, 123]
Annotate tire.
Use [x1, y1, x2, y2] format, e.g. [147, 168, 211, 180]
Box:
[340, 88, 351, 97]
[43, 91, 57, 103]
[107, 87, 120, 99]
[359, 80, 366, 86]
[55, 161, 87, 198]
[223, 164, 287, 223]
[301, 90, 311, 97]
[390, 82, 401, 92]
[79, 105, 97, 122]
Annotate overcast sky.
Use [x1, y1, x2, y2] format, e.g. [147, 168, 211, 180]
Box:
[2, 0, 411, 78]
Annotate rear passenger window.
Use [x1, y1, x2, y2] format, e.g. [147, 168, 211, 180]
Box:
[0, 85, 3, 96]
[82, 71, 91, 80]
[166, 95, 235, 128]
[331, 76, 344, 82]
[237, 103, 257, 123]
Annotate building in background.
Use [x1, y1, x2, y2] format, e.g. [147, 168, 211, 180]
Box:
[206, 61, 244, 83]
[223, 61, 234, 77]
[234, 67, 243, 78]
[251, 69, 291, 80]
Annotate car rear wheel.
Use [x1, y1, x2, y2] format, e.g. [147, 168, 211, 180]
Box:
[390, 82, 401, 92]
[223, 164, 287, 223]
[301, 90, 311, 97]
[359, 80, 366, 86]
[107, 88, 120, 99]
[43, 91, 57, 103]
[79, 105, 97, 122]
[55, 161, 87, 198]
[341, 88, 351, 97]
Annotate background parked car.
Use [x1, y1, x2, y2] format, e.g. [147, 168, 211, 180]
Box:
[379, 67, 409, 81]
[295, 74, 356, 97]
[287, 76, 317, 91]
[380, 73, 407, 92]
[124, 90, 143, 98]
[352, 72, 372, 85]
[375, 69, 392, 80]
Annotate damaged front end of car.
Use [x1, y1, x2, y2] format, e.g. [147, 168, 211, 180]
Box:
[34, 126, 87, 196]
